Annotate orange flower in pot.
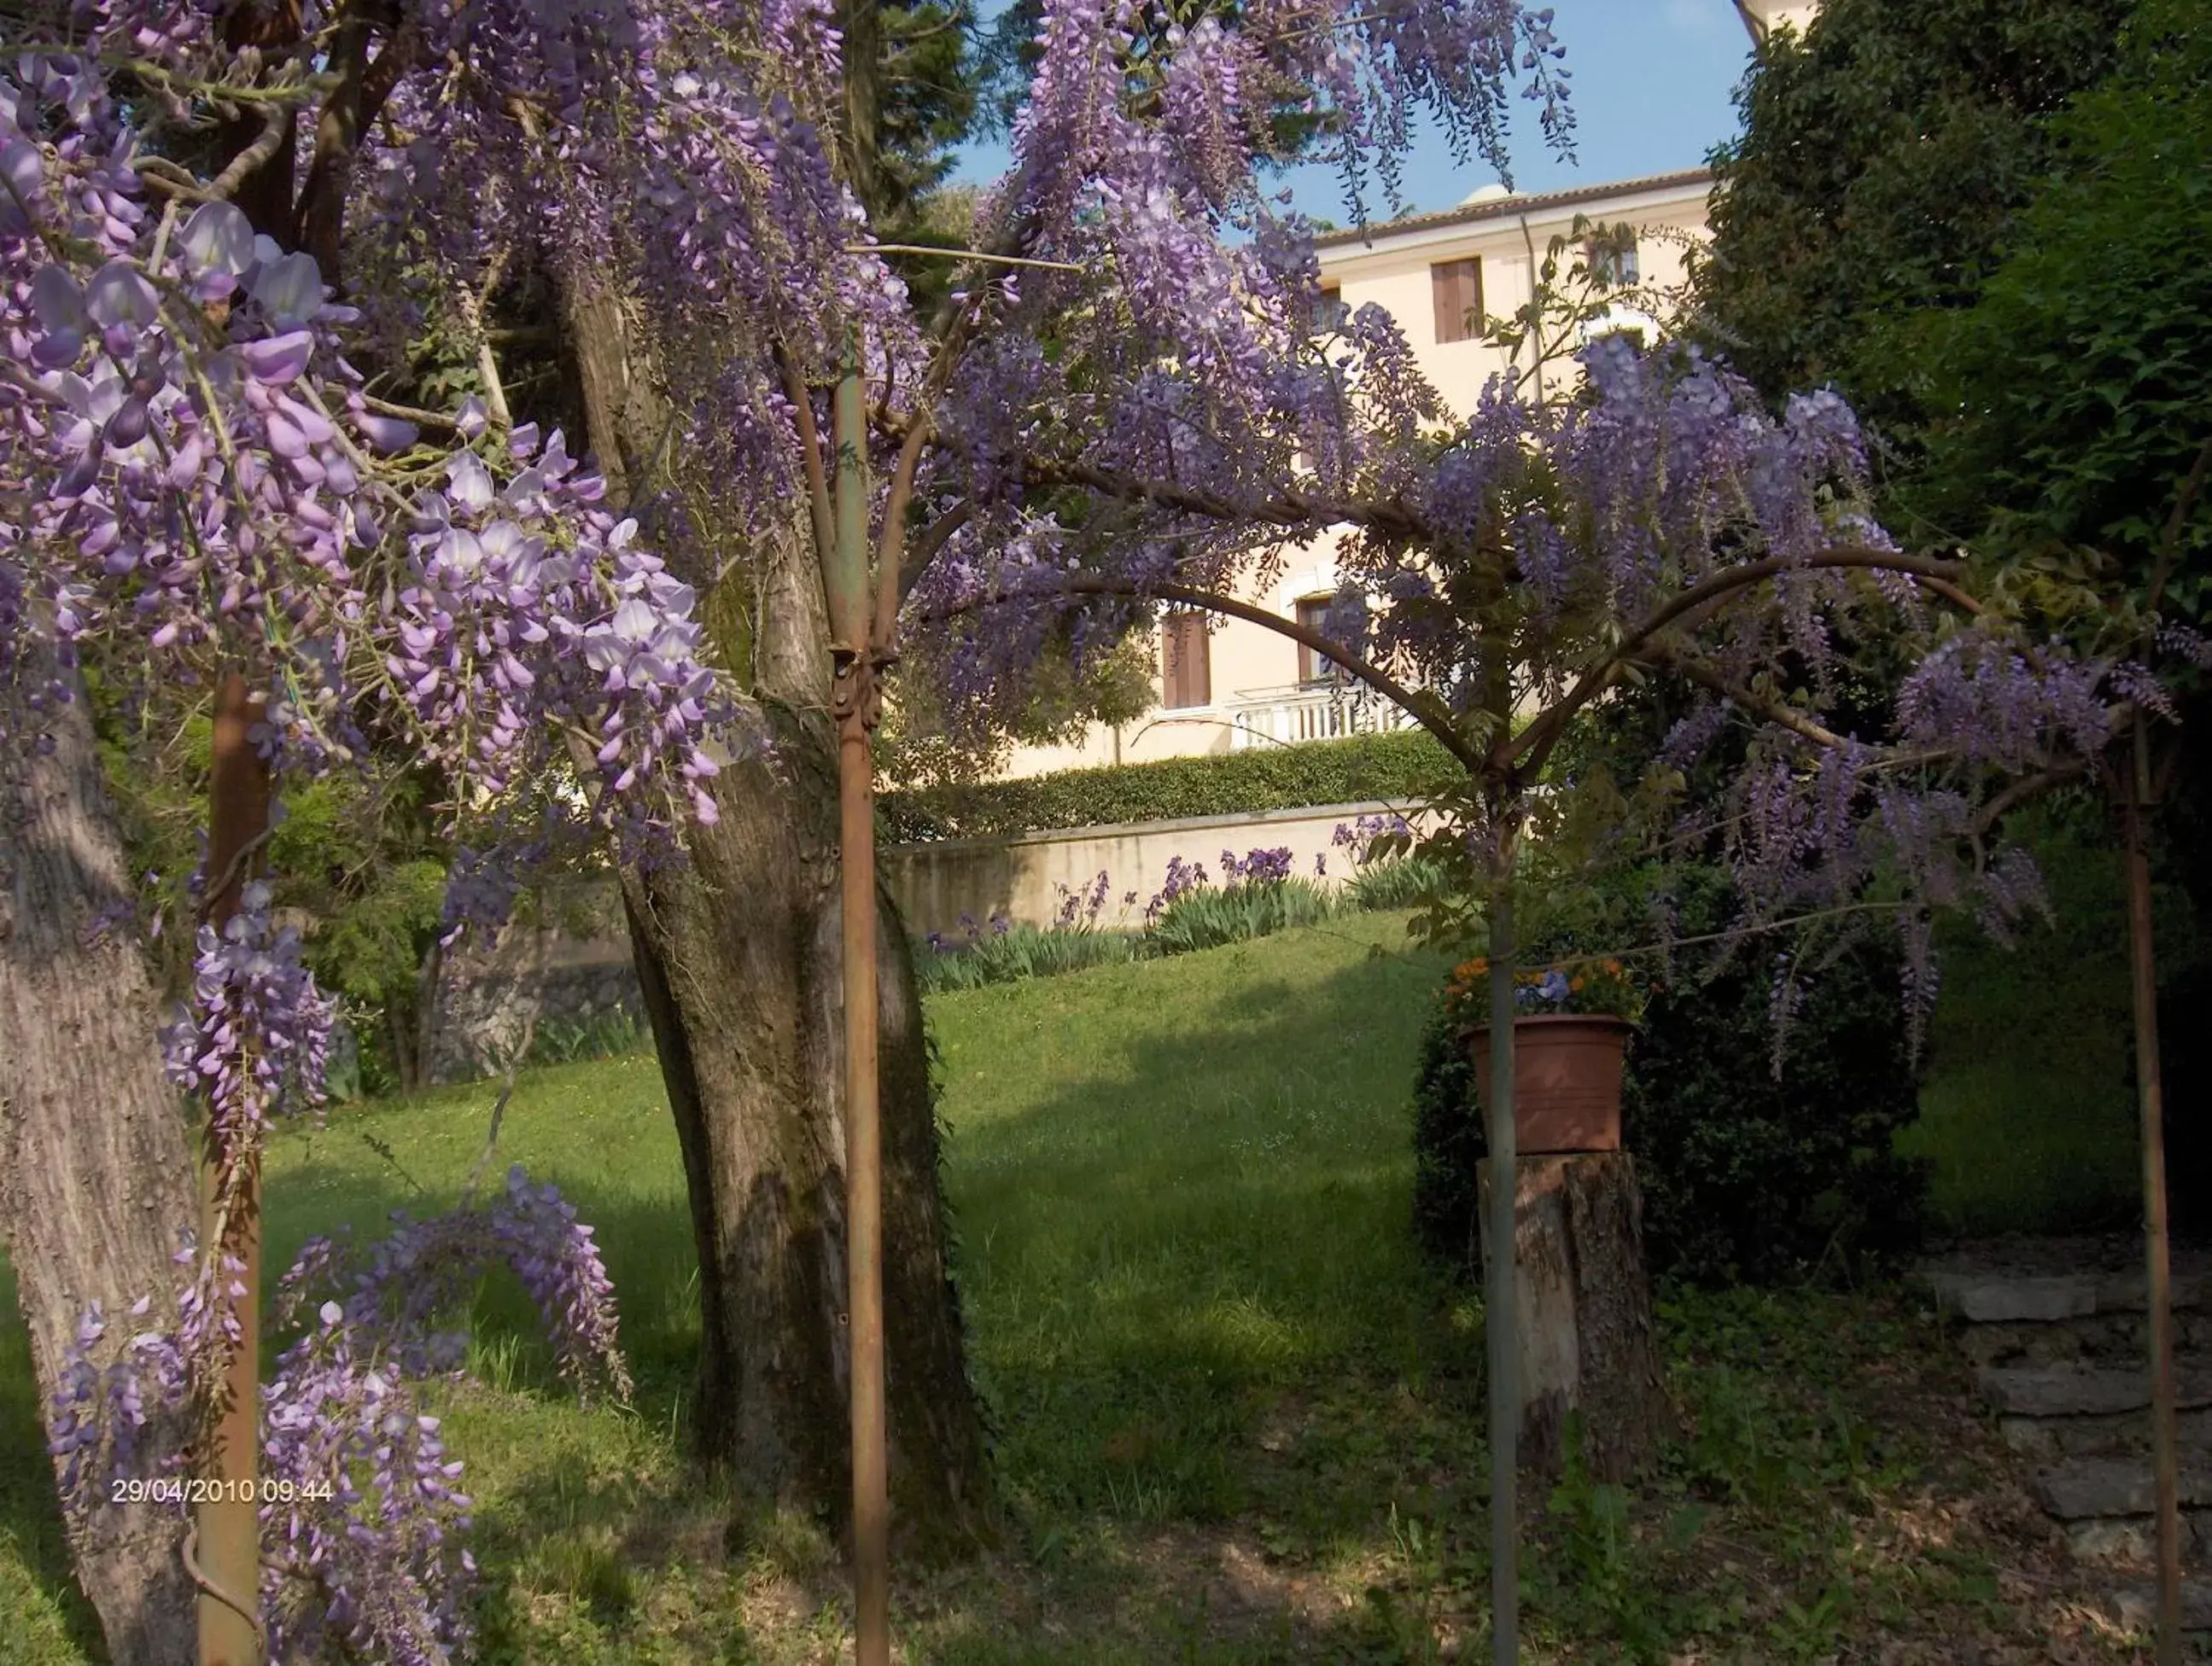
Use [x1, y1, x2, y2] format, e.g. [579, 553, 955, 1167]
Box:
[1450, 956, 1649, 1156]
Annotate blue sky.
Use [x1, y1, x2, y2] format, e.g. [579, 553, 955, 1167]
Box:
[948, 0, 1761, 219]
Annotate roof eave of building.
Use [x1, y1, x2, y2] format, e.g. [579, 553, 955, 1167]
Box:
[1312, 167, 1713, 262]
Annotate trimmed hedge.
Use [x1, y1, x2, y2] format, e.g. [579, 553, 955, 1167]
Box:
[880, 730, 1455, 842]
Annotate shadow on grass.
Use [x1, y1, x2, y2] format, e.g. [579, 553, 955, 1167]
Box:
[0, 908, 2137, 1661]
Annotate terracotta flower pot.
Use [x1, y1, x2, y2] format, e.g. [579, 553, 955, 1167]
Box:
[1467, 1015, 1633, 1155]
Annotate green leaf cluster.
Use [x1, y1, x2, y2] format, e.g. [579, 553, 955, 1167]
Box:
[1695, 0, 2137, 478]
[1898, 0, 2212, 629]
[92, 685, 452, 1080]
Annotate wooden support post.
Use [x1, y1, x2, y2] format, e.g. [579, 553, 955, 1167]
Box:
[2123, 719, 2184, 1666]
[1477, 1150, 1671, 1483]
[197, 671, 271, 1664]
[826, 338, 890, 1666]
[1484, 843, 1520, 1664]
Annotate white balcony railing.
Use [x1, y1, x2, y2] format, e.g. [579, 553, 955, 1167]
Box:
[1227, 680, 1421, 749]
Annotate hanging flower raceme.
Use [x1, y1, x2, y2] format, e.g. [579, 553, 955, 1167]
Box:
[151, 878, 334, 1431]
[161, 879, 336, 1143]
[384, 425, 726, 828]
[1, 41, 732, 893]
[54, 1166, 630, 1666]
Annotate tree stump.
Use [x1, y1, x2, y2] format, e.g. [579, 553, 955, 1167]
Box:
[1478, 1150, 1672, 1482]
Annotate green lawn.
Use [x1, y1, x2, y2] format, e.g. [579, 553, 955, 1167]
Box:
[0, 910, 2146, 1662]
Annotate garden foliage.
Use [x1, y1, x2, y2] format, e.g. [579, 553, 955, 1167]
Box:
[912, 844, 1387, 993]
[1695, 0, 2136, 463]
[879, 730, 1455, 842]
[1413, 877, 1929, 1285]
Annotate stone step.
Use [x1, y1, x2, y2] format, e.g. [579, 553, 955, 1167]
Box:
[2035, 1456, 2212, 1520]
[1955, 1309, 2212, 1371]
[1981, 1362, 2212, 1418]
[1924, 1267, 2212, 1325]
[1999, 1403, 2212, 1462]
[1982, 1362, 2212, 1460]
[2103, 1576, 2212, 1636]
[2033, 1457, 2212, 1563]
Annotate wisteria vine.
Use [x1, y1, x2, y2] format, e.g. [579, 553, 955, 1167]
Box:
[53, 1164, 629, 1664]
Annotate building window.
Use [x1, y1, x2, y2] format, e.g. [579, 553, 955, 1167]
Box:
[1161, 611, 1211, 708]
[1431, 257, 1482, 344]
[1587, 237, 1640, 288]
[1314, 283, 1346, 332]
[1296, 597, 1342, 684]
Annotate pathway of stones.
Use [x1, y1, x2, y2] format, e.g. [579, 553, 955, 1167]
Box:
[1919, 1236, 2212, 1647]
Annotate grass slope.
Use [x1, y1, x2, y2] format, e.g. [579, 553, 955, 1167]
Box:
[0, 910, 2148, 1662]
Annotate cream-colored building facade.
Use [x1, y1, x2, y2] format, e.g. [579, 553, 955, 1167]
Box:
[999, 165, 1714, 778]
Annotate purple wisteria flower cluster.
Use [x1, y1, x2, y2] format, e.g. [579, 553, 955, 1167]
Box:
[8, 0, 1592, 1654]
[161, 880, 336, 1142]
[0, 43, 725, 873]
[52, 1166, 629, 1665]
[153, 879, 336, 1433]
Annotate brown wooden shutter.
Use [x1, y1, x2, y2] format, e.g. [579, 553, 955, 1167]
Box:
[1161, 614, 1211, 708]
[1296, 597, 1338, 683]
[1431, 258, 1482, 344]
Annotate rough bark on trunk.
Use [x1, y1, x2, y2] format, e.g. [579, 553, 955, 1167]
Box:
[542, 242, 990, 1554]
[0, 664, 199, 1663]
[621, 707, 990, 1557]
[1478, 1151, 1672, 1483]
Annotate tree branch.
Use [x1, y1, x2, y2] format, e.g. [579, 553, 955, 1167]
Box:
[2146, 433, 2212, 621]
[359, 393, 458, 432]
[1627, 643, 1849, 754]
[989, 449, 1426, 542]
[848, 242, 1086, 274]
[775, 345, 838, 589]
[1971, 757, 2093, 842]
[203, 102, 292, 207]
[898, 499, 972, 600]
[1510, 545, 1970, 777]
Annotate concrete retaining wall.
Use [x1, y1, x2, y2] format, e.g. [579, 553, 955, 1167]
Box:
[881, 799, 1406, 939]
[413, 800, 1413, 1082]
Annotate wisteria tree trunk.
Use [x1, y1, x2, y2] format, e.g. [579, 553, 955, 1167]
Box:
[552, 271, 990, 1554]
[620, 711, 990, 1555]
[0, 655, 198, 1664]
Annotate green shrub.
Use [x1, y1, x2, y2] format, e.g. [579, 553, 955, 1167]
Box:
[2157, 964, 2212, 1243]
[1145, 877, 1339, 956]
[914, 923, 1141, 993]
[879, 730, 1454, 842]
[1412, 921, 1929, 1285]
[1345, 854, 1447, 912]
